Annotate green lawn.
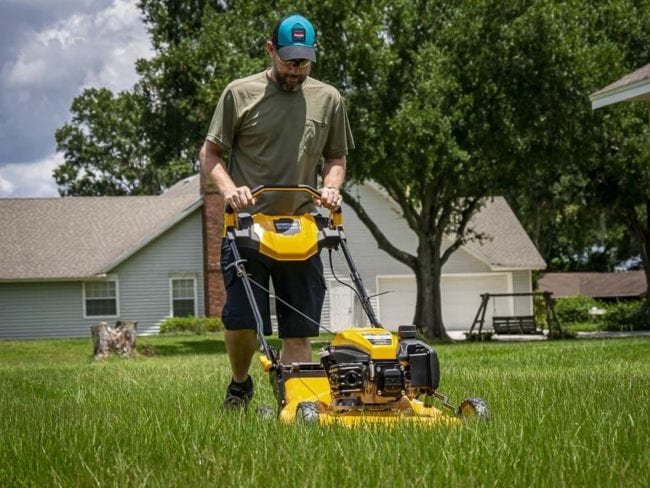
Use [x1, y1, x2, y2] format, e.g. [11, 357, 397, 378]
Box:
[1, 334, 648, 487]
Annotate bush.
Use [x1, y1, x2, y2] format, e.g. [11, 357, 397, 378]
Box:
[603, 301, 650, 332]
[553, 295, 600, 324]
[160, 316, 224, 334]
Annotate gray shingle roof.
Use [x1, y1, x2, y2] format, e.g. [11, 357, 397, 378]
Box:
[463, 196, 546, 269]
[0, 176, 201, 280]
[591, 63, 650, 98]
[538, 271, 647, 298]
[590, 63, 650, 108]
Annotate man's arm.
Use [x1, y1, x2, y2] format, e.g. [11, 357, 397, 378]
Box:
[318, 156, 346, 209]
[199, 140, 255, 210]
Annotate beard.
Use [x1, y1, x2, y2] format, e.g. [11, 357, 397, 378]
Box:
[272, 65, 308, 92]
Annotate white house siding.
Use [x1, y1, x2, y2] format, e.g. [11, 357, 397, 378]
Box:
[442, 248, 492, 273]
[512, 269, 534, 315]
[0, 210, 204, 339]
[333, 185, 415, 292]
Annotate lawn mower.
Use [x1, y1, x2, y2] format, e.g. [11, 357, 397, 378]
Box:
[223, 185, 488, 426]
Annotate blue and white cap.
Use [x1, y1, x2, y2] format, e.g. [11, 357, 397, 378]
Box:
[272, 14, 317, 62]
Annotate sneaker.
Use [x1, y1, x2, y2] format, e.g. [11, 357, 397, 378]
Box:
[222, 376, 254, 410]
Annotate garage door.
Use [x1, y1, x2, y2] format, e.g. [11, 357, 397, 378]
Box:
[376, 274, 511, 331]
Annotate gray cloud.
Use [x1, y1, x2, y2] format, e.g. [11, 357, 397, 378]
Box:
[0, 0, 152, 197]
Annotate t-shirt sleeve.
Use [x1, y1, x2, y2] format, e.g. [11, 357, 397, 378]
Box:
[322, 94, 355, 159]
[205, 88, 238, 151]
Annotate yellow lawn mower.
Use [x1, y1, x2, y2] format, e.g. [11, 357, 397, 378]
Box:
[223, 185, 488, 426]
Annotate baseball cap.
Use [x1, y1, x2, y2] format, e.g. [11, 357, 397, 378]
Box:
[272, 14, 317, 62]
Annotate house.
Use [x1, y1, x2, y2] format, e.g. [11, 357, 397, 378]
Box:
[0, 175, 545, 338]
[537, 271, 647, 301]
[0, 182, 205, 338]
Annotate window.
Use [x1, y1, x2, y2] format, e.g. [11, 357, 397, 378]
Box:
[84, 279, 118, 317]
[171, 276, 197, 317]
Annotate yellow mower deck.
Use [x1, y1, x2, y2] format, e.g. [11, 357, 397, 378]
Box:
[259, 340, 462, 427]
[279, 374, 460, 426]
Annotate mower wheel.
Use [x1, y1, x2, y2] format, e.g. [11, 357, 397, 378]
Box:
[296, 402, 320, 424]
[458, 397, 489, 420]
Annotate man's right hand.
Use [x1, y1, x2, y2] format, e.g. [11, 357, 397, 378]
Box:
[224, 186, 256, 211]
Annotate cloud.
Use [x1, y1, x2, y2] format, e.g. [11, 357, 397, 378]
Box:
[0, 153, 61, 198]
[0, 0, 152, 172]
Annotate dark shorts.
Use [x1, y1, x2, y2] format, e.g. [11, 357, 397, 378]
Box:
[220, 240, 326, 338]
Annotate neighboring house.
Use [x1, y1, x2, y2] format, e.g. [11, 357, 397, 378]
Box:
[0, 175, 545, 338]
[0, 181, 204, 338]
[327, 183, 546, 331]
[537, 271, 647, 301]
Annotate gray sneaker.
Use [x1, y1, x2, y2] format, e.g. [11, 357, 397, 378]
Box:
[222, 376, 254, 410]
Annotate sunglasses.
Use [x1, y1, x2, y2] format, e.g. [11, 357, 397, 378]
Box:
[275, 56, 312, 69]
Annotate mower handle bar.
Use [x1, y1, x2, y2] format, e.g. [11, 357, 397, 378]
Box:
[224, 184, 335, 214]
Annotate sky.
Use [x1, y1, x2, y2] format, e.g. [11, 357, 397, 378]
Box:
[0, 0, 153, 198]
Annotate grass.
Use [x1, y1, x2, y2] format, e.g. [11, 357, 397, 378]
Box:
[1, 334, 648, 487]
[563, 321, 603, 333]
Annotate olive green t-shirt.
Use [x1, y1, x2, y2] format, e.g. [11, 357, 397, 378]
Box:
[206, 70, 354, 214]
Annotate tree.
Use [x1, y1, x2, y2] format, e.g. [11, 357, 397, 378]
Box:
[589, 101, 650, 298]
[338, 0, 599, 339]
[507, 0, 650, 285]
[581, 0, 650, 300]
[54, 88, 153, 195]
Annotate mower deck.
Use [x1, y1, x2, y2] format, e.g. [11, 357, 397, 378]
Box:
[261, 357, 462, 427]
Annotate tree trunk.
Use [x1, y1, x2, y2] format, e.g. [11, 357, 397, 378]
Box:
[642, 201, 650, 305]
[413, 242, 451, 341]
[624, 201, 650, 305]
[91, 320, 137, 360]
[640, 216, 650, 305]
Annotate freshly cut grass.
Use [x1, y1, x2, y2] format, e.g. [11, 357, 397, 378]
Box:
[1, 335, 648, 487]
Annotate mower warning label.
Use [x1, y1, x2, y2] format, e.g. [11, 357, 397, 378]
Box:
[273, 218, 301, 235]
[362, 333, 393, 345]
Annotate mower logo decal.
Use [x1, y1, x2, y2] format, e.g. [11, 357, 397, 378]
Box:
[362, 333, 393, 345]
[273, 218, 301, 235]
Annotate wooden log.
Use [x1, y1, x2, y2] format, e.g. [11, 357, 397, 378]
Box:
[91, 322, 111, 360]
[114, 320, 137, 357]
[90, 320, 138, 360]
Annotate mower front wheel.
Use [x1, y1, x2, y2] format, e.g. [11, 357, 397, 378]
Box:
[296, 402, 320, 424]
[458, 397, 489, 420]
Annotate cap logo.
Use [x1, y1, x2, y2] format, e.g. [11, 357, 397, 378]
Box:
[292, 27, 306, 43]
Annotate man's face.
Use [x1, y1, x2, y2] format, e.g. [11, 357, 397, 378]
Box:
[268, 43, 312, 92]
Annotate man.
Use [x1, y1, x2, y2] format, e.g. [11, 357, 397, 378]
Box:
[199, 13, 354, 409]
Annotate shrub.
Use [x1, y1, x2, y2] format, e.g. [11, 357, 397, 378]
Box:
[160, 316, 224, 334]
[553, 295, 600, 324]
[603, 300, 650, 332]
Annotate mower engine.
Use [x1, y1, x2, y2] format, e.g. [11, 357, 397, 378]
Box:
[319, 326, 440, 410]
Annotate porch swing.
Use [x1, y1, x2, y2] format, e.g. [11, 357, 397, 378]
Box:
[466, 292, 564, 338]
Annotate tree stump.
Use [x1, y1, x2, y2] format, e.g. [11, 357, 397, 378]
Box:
[91, 320, 138, 360]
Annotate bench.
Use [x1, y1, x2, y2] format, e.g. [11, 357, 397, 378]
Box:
[492, 315, 541, 335]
